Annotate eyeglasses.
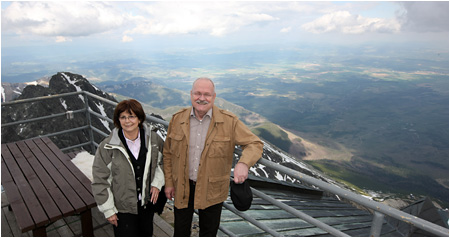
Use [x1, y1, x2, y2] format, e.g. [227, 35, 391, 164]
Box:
[119, 115, 137, 121]
[192, 91, 213, 99]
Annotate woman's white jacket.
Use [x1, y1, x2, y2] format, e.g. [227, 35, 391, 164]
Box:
[92, 123, 165, 219]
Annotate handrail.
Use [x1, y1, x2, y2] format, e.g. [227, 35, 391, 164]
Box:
[1, 90, 448, 237]
[2, 109, 86, 127]
[1, 91, 81, 106]
[255, 155, 449, 237]
[222, 202, 283, 236]
[250, 187, 350, 236]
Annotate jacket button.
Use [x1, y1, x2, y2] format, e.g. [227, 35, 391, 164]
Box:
[137, 188, 141, 192]
[137, 177, 141, 181]
[137, 166, 141, 170]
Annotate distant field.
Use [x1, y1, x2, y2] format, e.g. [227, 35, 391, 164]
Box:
[83, 45, 449, 206]
[213, 60, 448, 205]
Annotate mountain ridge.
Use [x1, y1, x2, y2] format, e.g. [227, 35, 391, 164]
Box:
[1, 72, 445, 209]
[100, 78, 349, 165]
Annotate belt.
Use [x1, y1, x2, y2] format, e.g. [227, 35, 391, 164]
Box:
[189, 179, 197, 186]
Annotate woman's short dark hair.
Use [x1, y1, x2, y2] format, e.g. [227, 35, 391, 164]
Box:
[113, 99, 146, 129]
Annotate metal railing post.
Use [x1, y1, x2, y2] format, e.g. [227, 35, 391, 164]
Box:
[83, 92, 95, 154]
[369, 211, 385, 237]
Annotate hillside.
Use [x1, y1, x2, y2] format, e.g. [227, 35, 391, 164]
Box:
[99, 77, 448, 208]
[2, 73, 446, 208]
[102, 79, 329, 163]
[1, 72, 360, 204]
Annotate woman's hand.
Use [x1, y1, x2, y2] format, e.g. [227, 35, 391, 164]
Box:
[150, 186, 160, 204]
[107, 214, 118, 227]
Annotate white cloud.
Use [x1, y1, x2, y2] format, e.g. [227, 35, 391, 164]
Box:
[301, 11, 401, 34]
[122, 35, 133, 42]
[55, 36, 71, 43]
[1, 1, 446, 42]
[1, 1, 127, 37]
[125, 2, 278, 37]
[280, 27, 291, 33]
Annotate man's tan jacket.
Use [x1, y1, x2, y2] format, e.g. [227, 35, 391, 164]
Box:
[163, 105, 263, 210]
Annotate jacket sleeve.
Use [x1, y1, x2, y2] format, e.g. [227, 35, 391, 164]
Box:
[163, 117, 175, 188]
[151, 152, 165, 190]
[234, 118, 264, 168]
[91, 142, 118, 219]
[151, 135, 165, 190]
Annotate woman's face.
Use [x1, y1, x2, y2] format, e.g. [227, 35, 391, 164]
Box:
[119, 110, 141, 135]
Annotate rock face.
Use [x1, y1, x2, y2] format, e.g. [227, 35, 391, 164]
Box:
[1, 72, 117, 151]
[1, 77, 50, 102]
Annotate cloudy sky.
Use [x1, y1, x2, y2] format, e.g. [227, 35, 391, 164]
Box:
[2, 1, 448, 49]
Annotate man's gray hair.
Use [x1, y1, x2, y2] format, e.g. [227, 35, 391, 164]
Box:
[192, 77, 215, 92]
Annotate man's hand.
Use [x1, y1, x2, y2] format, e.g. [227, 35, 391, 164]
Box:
[234, 162, 249, 184]
[165, 186, 175, 201]
[107, 214, 118, 227]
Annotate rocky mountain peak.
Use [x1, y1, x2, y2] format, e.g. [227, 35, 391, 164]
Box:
[2, 72, 117, 151]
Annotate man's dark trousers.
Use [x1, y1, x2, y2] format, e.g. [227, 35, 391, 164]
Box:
[174, 180, 223, 237]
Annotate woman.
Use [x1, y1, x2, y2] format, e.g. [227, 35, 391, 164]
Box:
[92, 99, 165, 236]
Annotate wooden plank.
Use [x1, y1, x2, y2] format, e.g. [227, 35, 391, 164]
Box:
[62, 153, 95, 196]
[15, 140, 63, 223]
[154, 214, 174, 236]
[1, 206, 14, 237]
[1, 158, 36, 233]
[93, 225, 113, 237]
[65, 152, 77, 159]
[28, 138, 87, 214]
[23, 139, 75, 217]
[39, 138, 96, 208]
[2, 143, 48, 231]
[65, 150, 83, 160]
[42, 138, 95, 198]
[2, 205, 31, 237]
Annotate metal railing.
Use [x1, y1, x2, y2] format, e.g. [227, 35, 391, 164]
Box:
[1, 91, 448, 237]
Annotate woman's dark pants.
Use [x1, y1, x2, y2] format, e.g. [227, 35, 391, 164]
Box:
[113, 203, 155, 237]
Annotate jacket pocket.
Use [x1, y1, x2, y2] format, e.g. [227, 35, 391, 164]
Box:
[208, 136, 230, 158]
[169, 134, 184, 157]
[206, 175, 230, 203]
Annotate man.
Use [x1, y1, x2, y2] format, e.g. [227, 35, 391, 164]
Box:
[163, 77, 263, 236]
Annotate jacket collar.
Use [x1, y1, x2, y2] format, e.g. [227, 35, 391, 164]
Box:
[180, 105, 224, 125]
[178, 105, 224, 142]
[109, 123, 153, 146]
[212, 105, 224, 123]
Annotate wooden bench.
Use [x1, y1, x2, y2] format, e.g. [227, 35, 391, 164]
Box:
[1, 137, 96, 236]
